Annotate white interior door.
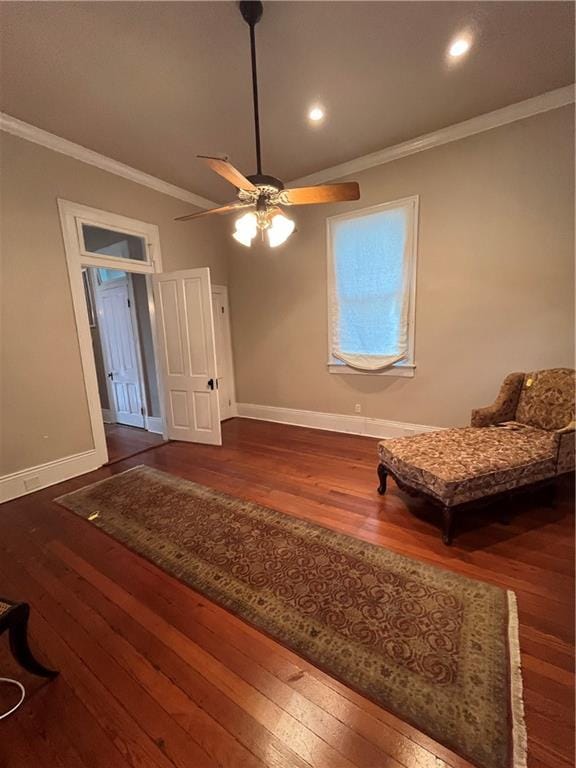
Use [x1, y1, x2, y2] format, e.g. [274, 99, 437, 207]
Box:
[153, 268, 222, 445]
[95, 272, 145, 428]
[211, 286, 235, 421]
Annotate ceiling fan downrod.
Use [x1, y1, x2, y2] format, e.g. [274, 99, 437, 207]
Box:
[239, 1, 264, 176]
[174, 1, 360, 229]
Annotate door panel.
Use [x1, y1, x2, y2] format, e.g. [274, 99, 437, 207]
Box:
[96, 276, 145, 428]
[154, 268, 221, 445]
[158, 280, 185, 375]
[183, 277, 210, 374]
[193, 391, 214, 431]
[169, 390, 190, 428]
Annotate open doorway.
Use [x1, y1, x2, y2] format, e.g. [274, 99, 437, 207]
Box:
[60, 199, 237, 467]
[83, 266, 165, 463]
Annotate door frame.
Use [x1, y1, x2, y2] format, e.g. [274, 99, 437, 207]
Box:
[58, 199, 167, 467]
[211, 284, 237, 420]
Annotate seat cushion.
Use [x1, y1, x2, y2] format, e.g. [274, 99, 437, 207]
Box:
[515, 368, 575, 431]
[378, 426, 557, 506]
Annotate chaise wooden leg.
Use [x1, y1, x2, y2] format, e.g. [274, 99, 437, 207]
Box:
[442, 506, 454, 546]
[541, 481, 557, 508]
[8, 604, 58, 678]
[377, 464, 388, 495]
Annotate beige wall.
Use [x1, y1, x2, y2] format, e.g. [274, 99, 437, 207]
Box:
[2, 106, 574, 477]
[0, 132, 228, 474]
[229, 107, 575, 428]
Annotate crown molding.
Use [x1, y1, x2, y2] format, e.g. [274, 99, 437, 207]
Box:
[289, 85, 575, 186]
[0, 112, 217, 210]
[2, 84, 573, 206]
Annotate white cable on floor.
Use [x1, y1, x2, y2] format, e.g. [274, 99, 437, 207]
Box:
[0, 678, 25, 720]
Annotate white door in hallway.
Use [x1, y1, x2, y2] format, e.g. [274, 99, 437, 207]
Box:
[211, 286, 235, 421]
[153, 267, 222, 445]
[95, 272, 145, 428]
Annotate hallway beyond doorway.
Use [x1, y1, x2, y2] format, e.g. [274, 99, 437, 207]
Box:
[104, 423, 165, 464]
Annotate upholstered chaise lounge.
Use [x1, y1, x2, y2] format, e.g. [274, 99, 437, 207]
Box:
[377, 368, 575, 544]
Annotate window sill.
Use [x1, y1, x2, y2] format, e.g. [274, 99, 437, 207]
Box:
[327, 363, 416, 378]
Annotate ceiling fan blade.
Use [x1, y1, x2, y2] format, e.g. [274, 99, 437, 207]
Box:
[175, 202, 251, 222]
[198, 155, 257, 191]
[282, 182, 360, 206]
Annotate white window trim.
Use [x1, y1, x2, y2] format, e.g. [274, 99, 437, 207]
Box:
[327, 362, 416, 377]
[326, 194, 419, 377]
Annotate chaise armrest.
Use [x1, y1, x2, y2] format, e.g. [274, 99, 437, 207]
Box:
[470, 372, 525, 427]
[554, 421, 575, 475]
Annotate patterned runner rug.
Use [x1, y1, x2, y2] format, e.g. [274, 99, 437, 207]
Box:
[56, 465, 526, 768]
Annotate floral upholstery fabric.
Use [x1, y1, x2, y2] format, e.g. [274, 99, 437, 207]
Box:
[378, 368, 574, 508]
[470, 372, 525, 428]
[378, 426, 558, 507]
[515, 368, 575, 431]
[555, 423, 576, 475]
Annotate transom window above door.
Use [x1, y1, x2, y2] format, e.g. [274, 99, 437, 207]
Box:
[70, 209, 156, 275]
[81, 224, 148, 262]
[327, 196, 419, 377]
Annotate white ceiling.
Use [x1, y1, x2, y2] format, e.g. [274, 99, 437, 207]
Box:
[1, 1, 573, 202]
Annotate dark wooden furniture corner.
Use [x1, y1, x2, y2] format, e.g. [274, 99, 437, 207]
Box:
[0, 598, 58, 678]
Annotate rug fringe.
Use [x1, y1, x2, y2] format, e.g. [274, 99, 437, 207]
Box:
[507, 590, 528, 768]
[54, 465, 145, 502]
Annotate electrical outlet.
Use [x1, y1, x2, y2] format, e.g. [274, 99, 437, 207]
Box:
[24, 475, 41, 491]
[354, 403, 362, 414]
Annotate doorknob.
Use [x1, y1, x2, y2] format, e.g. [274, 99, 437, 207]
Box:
[107, 372, 114, 380]
[207, 378, 214, 390]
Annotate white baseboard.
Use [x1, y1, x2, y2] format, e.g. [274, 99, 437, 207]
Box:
[236, 403, 441, 439]
[145, 416, 164, 434]
[0, 449, 101, 504]
[101, 408, 115, 424]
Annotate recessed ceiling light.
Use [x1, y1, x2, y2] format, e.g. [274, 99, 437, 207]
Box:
[308, 106, 325, 123]
[449, 38, 471, 58]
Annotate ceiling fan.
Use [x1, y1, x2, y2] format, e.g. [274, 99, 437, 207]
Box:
[175, 0, 360, 247]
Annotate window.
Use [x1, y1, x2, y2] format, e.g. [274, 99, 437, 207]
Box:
[95, 268, 127, 284]
[80, 224, 148, 262]
[327, 196, 418, 376]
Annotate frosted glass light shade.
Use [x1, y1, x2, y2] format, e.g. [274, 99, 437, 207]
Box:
[267, 213, 295, 247]
[233, 212, 258, 247]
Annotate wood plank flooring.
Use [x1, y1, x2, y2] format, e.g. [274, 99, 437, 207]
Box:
[104, 423, 165, 463]
[0, 418, 573, 768]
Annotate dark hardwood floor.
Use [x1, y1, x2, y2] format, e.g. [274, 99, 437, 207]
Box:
[104, 423, 165, 463]
[0, 418, 573, 768]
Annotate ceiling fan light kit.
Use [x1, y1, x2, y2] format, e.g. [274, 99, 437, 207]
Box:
[176, 1, 360, 247]
[233, 210, 296, 248]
